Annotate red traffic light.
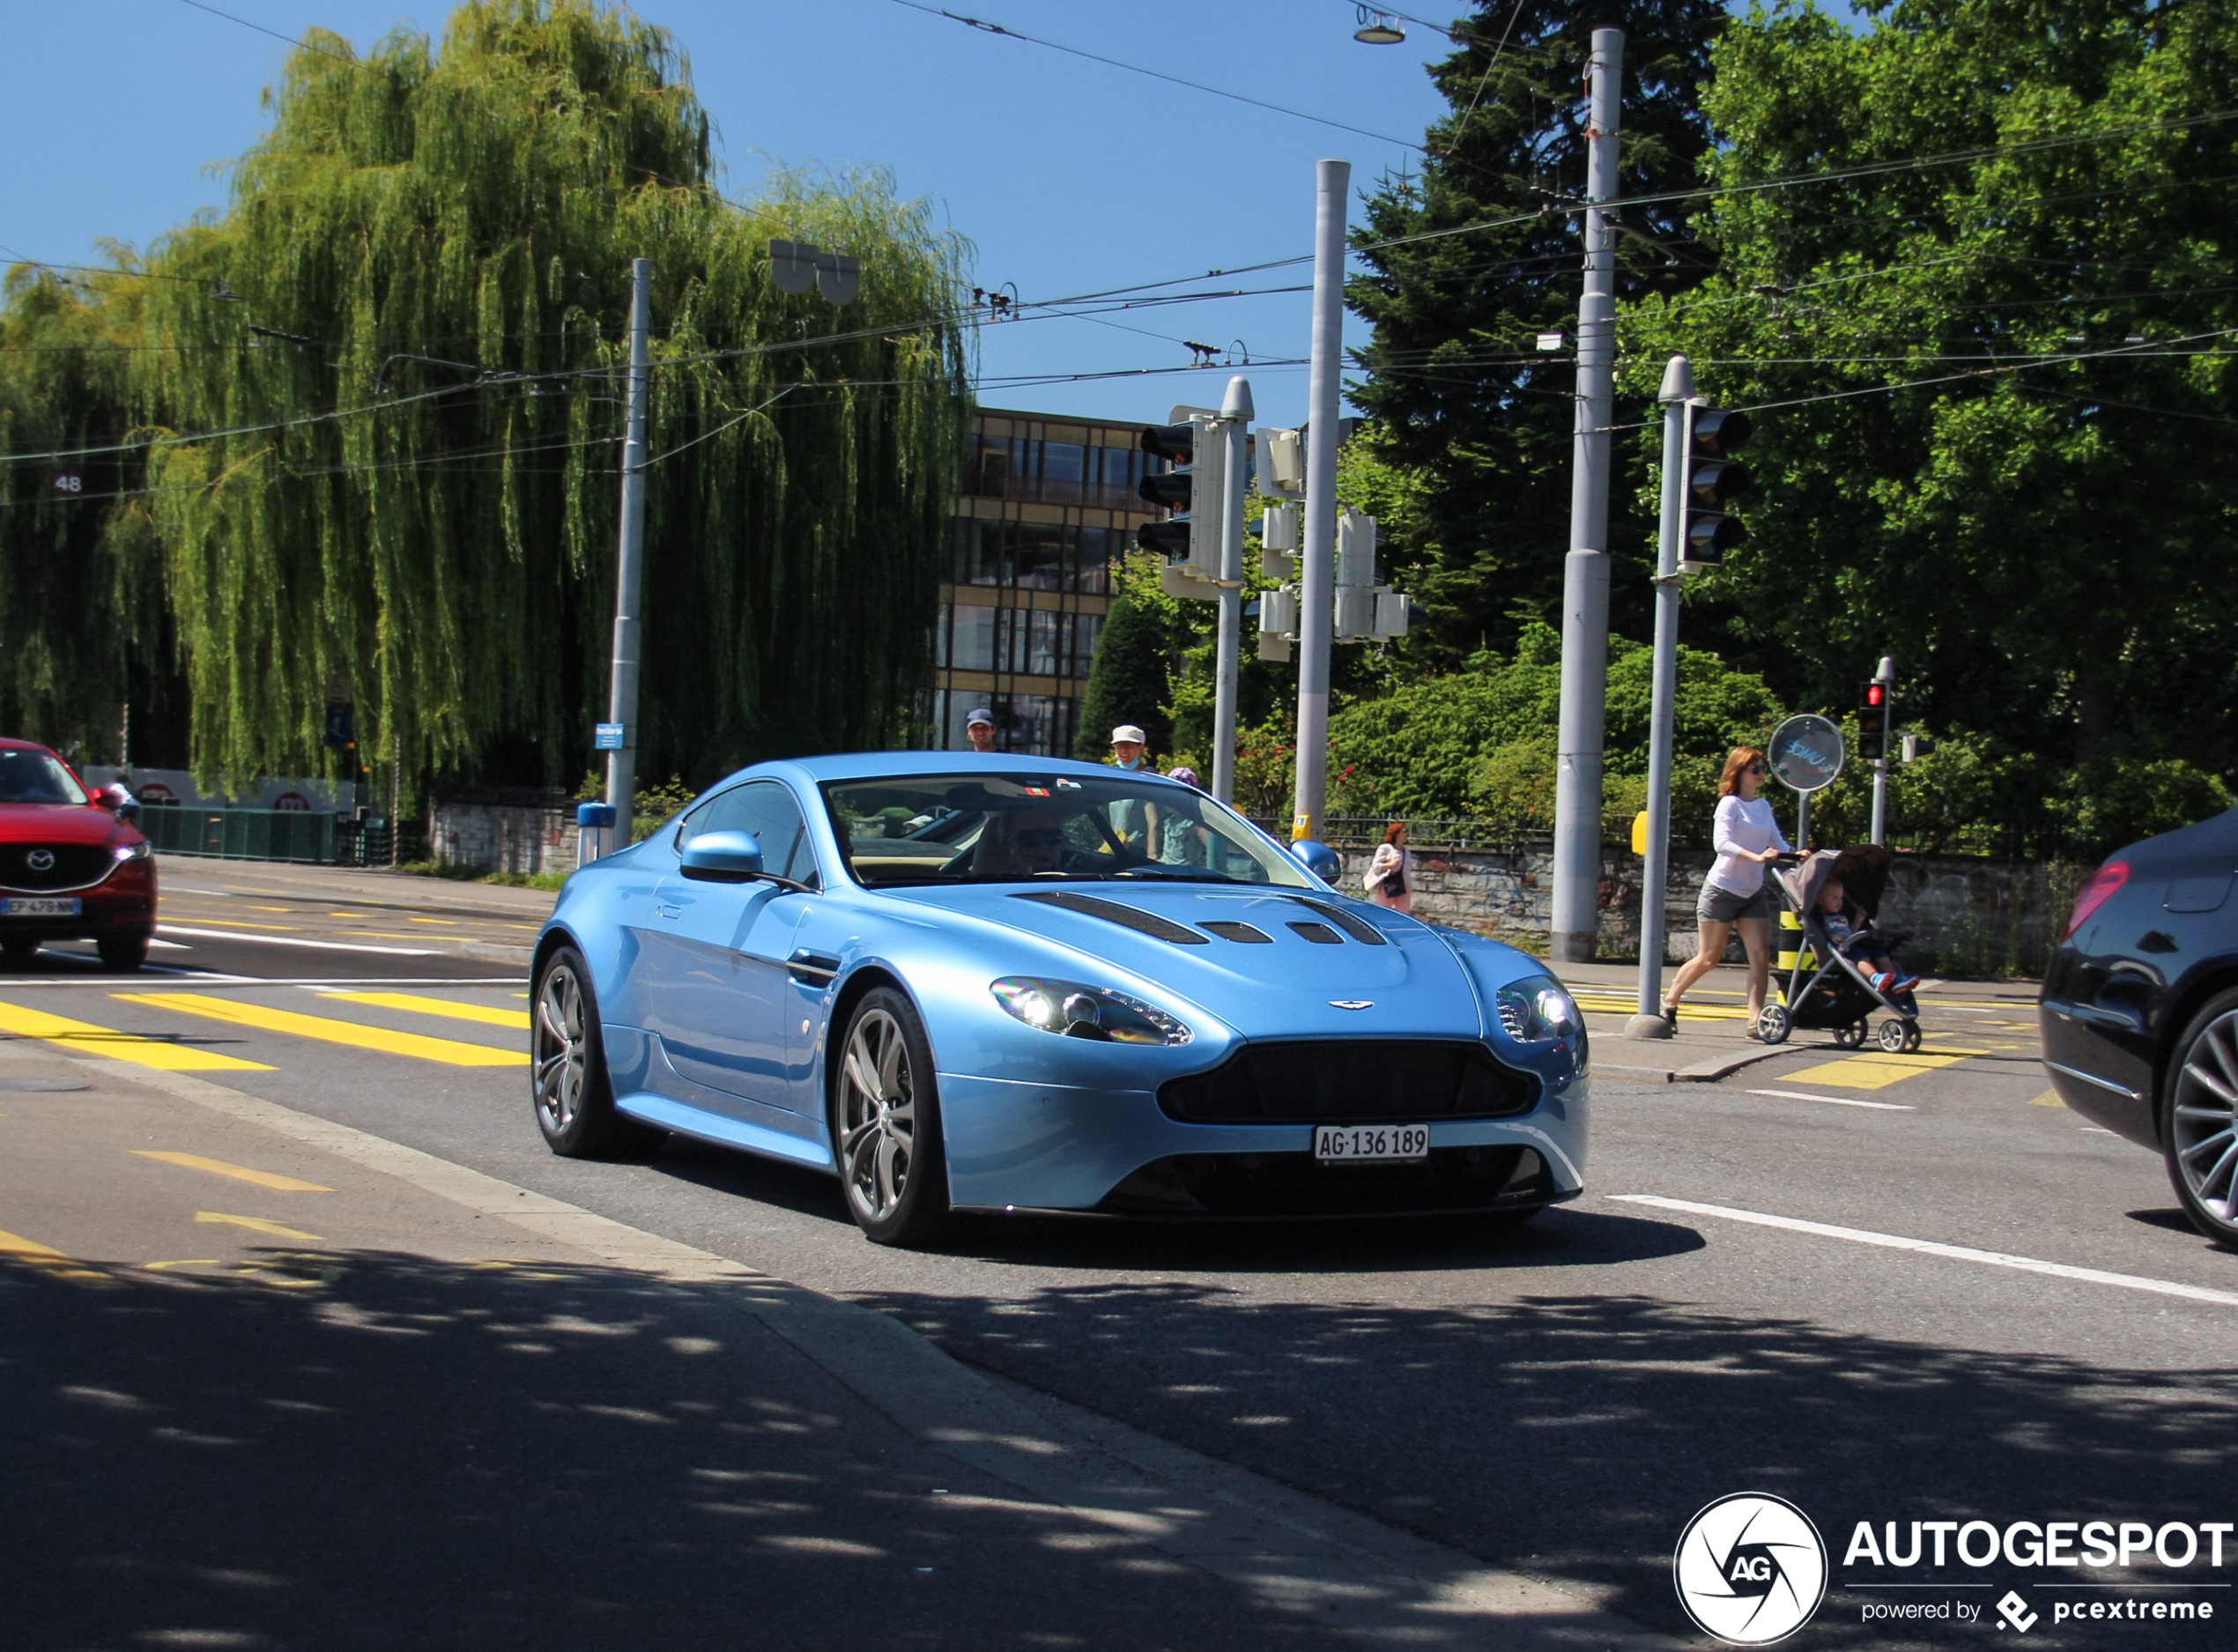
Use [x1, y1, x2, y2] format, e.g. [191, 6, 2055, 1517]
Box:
[1861, 682, 1887, 711]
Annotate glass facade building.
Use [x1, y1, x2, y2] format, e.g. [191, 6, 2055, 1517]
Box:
[927, 407, 1159, 756]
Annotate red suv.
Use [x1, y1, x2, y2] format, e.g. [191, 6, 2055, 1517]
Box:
[0, 738, 158, 970]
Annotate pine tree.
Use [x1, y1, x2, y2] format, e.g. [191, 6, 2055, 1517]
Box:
[1072, 589, 1173, 762]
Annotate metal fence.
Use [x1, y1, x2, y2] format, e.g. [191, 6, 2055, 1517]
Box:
[137, 806, 337, 863]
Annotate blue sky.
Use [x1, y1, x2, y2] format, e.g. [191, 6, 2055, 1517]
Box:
[0, 0, 1489, 429]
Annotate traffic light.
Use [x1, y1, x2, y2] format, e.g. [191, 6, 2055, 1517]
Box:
[1858, 679, 1889, 761]
[1136, 415, 1225, 574]
[1680, 406, 1753, 569]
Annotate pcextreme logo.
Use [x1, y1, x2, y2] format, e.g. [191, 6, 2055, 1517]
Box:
[1673, 1492, 1830, 1646]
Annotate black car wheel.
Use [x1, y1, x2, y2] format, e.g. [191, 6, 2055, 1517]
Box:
[97, 931, 150, 972]
[2163, 988, 2238, 1248]
[531, 946, 663, 1159]
[0, 938, 35, 968]
[833, 987, 950, 1248]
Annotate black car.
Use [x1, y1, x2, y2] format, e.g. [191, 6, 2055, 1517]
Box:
[2041, 807, 2238, 1244]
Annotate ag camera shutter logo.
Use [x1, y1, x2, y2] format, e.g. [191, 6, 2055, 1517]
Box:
[1673, 1492, 1828, 1645]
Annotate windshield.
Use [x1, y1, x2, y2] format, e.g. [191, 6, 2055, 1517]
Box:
[0, 747, 89, 805]
[824, 772, 1315, 890]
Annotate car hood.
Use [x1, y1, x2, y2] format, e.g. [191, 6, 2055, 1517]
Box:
[871, 881, 1488, 1040]
[0, 803, 123, 846]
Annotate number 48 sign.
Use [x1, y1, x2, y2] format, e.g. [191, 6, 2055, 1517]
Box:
[53, 473, 83, 495]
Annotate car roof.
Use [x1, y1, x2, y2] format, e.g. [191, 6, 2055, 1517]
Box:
[0, 737, 61, 756]
[716, 751, 1167, 789]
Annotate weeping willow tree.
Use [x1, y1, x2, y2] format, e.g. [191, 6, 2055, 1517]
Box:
[0, 263, 170, 757]
[125, 0, 969, 796]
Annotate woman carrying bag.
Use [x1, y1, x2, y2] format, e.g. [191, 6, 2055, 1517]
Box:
[1364, 821, 1412, 915]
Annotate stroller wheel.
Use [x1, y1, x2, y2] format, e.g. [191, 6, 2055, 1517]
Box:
[1901, 1020, 1922, 1054]
[1834, 1020, 1867, 1049]
[1756, 1004, 1791, 1045]
[1877, 1019, 1911, 1054]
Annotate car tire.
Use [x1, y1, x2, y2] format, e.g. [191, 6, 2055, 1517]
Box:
[0, 938, 36, 968]
[832, 986, 950, 1248]
[97, 931, 151, 972]
[2161, 987, 2238, 1248]
[531, 946, 663, 1159]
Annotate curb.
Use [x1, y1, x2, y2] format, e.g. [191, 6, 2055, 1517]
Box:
[1596, 1044, 1792, 1085]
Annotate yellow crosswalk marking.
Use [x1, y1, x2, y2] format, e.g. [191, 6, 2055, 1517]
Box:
[159, 916, 300, 931]
[114, 993, 526, 1068]
[134, 1151, 331, 1193]
[0, 998, 273, 1072]
[2029, 1090, 2065, 1108]
[1781, 1048, 1987, 1090]
[196, 1211, 325, 1242]
[0, 1227, 119, 1288]
[406, 917, 458, 926]
[314, 990, 529, 1030]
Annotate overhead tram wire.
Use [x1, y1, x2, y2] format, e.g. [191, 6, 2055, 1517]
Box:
[172, 0, 360, 64]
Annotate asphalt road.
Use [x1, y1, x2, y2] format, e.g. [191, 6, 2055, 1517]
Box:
[6, 866, 2236, 1648]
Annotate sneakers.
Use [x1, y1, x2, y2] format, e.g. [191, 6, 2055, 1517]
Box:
[1870, 969, 1920, 997]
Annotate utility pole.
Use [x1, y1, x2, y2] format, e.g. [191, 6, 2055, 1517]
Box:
[604, 257, 651, 833]
[1627, 357, 1692, 1039]
[1292, 159, 1350, 841]
[1549, 26, 1624, 962]
[1212, 375, 1253, 804]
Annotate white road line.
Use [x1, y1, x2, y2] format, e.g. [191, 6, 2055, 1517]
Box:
[1747, 1088, 1914, 1112]
[158, 926, 438, 957]
[1610, 1195, 2238, 1309]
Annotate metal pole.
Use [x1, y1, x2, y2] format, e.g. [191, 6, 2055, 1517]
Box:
[1549, 26, 1625, 963]
[1212, 375, 1253, 804]
[1870, 654, 1895, 845]
[1293, 159, 1349, 841]
[1627, 358, 1693, 1040]
[605, 256, 652, 834]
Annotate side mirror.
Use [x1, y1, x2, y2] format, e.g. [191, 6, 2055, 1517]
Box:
[100, 782, 141, 823]
[1288, 839, 1341, 883]
[678, 830, 765, 884]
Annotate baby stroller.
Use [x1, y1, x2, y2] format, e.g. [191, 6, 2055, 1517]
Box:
[1754, 845, 1923, 1053]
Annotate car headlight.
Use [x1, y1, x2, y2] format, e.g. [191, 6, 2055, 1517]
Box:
[112, 841, 152, 863]
[1496, 974, 1579, 1041]
[990, 977, 1192, 1046]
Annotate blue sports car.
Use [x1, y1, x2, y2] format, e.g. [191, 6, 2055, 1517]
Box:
[530, 754, 1590, 1246]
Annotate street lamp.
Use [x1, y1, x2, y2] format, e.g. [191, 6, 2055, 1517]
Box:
[1353, 7, 1405, 44]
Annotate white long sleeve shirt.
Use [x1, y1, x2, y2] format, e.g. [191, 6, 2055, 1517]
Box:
[1706, 794, 1791, 896]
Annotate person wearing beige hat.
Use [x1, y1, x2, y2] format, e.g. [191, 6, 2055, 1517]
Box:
[1108, 724, 1149, 770]
[1107, 724, 1152, 848]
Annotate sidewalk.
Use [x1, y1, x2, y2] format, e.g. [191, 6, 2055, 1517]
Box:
[1554, 958, 2040, 1084]
[0, 1033, 1677, 1650]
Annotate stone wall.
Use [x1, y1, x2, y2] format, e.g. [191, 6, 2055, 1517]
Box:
[1337, 842, 2080, 976]
[429, 802, 578, 876]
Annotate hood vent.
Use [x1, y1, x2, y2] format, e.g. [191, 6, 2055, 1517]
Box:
[1200, 921, 1273, 944]
[1013, 890, 1207, 945]
[1287, 922, 1342, 945]
[1290, 897, 1387, 945]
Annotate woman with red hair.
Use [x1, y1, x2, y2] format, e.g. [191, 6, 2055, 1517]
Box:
[1659, 746, 1790, 1036]
[1365, 820, 1412, 915]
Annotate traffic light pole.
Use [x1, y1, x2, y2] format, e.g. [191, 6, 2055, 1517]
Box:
[604, 256, 651, 834]
[1627, 357, 1693, 1040]
[1292, 159, 1349, 841]
[1870, 656, 1895, 845]
[1212, 375, 1253, 804]
[1550, 26, 1624, 962]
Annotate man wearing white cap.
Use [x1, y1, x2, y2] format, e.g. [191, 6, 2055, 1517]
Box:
[1108, 724, 1152, 848]
[1108, 724, 1148, 770]
[965, 707, 998, 752]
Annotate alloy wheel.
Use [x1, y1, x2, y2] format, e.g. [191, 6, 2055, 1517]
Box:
[2172, 1008, 2238, 1224]
[534, 962, 589, 1137]
[839, 1007, 915, 1222]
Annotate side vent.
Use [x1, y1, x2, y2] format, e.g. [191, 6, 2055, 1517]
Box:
[1013, 891, 1208, 944]
[1287, 922, 1343, 945]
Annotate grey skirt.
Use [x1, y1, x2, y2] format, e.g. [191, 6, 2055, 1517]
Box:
[1698, 880, 1773, 924]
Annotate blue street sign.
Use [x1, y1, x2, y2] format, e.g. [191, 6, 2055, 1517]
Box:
[594, 722, 626, 751]
[323, 702, 353, 750]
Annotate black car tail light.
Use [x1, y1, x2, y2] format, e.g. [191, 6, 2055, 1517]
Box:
[2064, 858, 2131, 938]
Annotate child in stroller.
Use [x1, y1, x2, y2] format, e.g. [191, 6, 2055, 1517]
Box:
[1753, 846, 1925, 1052]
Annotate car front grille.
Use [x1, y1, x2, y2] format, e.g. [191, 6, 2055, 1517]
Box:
[0, 843, 114, 891]
[1158, 1039, 1538, 1125]
[1098, 1145, 1559, 1218]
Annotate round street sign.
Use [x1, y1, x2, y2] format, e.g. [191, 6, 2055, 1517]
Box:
[1767, 714, 1845, 793]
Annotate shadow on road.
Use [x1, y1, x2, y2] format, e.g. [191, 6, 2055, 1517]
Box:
[5, 1248, 1373, 1651]
[859, 1214, 2238, 1648]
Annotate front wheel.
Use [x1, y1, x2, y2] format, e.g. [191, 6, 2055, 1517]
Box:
[2163, 989, 2238, 1248]
[531, 946, 663, 1159]
[1756, 1003, 1791, 1045]
[97, 930, 151, 972]
[1877, 1019, 1914, 1054]
[0, 938, 36, 968]
[1834, 1020, 1867, 1049]
[833, 987, 950, 1248]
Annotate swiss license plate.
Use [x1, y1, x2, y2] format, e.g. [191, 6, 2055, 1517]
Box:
[1314, 1123, 1429, 1163]
[2, 897, 80, 917]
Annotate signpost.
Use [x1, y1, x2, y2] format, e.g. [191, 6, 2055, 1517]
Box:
[1767, 713, 1846, 849]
